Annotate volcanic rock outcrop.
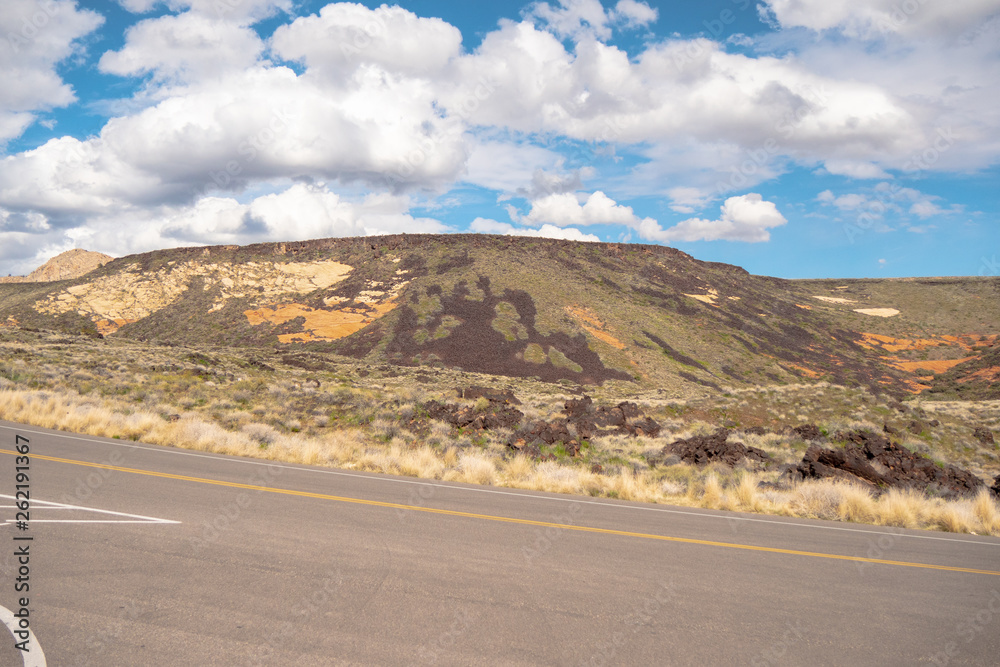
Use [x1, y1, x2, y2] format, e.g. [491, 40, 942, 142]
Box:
[661, 428, 770, 467]
[423, 398, 524, 432]
[562, 396, 662, 439]
[973, 427, 995, 446]
[507, 395, 663, 459]
[791, 430, 984, 498]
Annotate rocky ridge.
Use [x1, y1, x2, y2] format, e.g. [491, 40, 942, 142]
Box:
[0, 249, 112, 283]
[1, 234, 998, 398]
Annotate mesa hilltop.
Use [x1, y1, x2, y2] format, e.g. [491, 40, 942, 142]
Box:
[1, 235, 997, 400]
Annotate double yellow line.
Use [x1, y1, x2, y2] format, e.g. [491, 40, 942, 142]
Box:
[5, 448, 1000, 576]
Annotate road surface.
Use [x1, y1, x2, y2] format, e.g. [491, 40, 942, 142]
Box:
[1, 419, 998, 666]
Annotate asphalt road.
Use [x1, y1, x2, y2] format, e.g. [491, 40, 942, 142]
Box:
[1, 419, 999, 666]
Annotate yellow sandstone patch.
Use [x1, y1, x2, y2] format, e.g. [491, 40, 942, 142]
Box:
[35, 260, 353, 334]
[853, 308, 900, 317]
[812, 295, 856, 304]
[683, 289, 719, 305]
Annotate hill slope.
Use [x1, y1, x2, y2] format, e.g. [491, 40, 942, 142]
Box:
[1, 235, 997, 398]
[0, 249, 113, 283]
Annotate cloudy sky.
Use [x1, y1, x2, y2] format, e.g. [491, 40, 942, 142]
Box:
[1, 0, 998, 278]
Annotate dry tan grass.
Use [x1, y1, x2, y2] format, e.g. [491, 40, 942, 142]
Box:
[2, 387, 999, 536]
[394, 445, 446, 479]
[933, 503, 976, 534]
[524, 460, 580, 494]
[877, 488, 922, 528]
[449, 451, 497, 485]
[660, 480, 686, 496]
[790, 480, 860, 521]
[694, 473, 733, 511]
[835, 485, 877, 524]
[973, 488, 1000, 534]
[607, 470, 654, 502]
[502, 454, 535, 482]
[733, 471, 766, 512]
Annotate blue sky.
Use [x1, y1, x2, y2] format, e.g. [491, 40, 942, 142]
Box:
[1, 0, 998, 278]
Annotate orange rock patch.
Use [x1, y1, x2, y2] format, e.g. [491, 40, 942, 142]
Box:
[586, 329, 626, 350]
[861, 332, 998, 353]
[565, 306, 625, 350]
[942, 334, 999, 351]
[958, 366, 1000, 384]
[889, 357, 975, 374]
[245, 301, 399, 343]
[859, 333, 946, 353]
[854, 332, 1000, 392]
[902, 378, 933, 393]
[782, 362, 821, 378]
[94, 318, 133, 336]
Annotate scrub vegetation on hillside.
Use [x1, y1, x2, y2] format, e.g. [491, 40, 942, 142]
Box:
[3, 327, 998, 535]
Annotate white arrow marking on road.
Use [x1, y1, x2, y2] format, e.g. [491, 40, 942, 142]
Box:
[0, 604, 46, 667]
[0, 495, 180, 525]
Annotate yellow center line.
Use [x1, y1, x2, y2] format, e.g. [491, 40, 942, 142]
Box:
[7, 449, 1000, 576]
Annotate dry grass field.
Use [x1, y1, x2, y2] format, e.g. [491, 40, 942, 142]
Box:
[3, 326, 998, 535]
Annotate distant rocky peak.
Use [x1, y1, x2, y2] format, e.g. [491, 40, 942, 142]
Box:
[0, 249, 113, 283]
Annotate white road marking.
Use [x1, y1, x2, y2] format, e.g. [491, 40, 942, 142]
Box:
[3, 520, 177, 524]
[0, 506, 123, 511]
[0, 494, 180, 525]
[2, 422, 997, 546]
[0, 604, 46, 667]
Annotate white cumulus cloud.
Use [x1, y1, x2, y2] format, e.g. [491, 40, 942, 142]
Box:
[761, 0, 1000, 39]
[115, 0, 292, 24]
[821, 160, 891, 179]
[470, 217, 600, 242]
[516, 190, 652, 228]
[613, 0, 658, 27]
[99, 13, 266, 85]
[526, 0, 657, 41]
[0, 0, 104, 142]
[1, 183, 448, 269]
[639, 194, 787, 243]
[270, 3, 462, 78]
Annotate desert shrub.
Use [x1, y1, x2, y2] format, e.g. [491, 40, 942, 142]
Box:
[243, 423, 279, 447]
